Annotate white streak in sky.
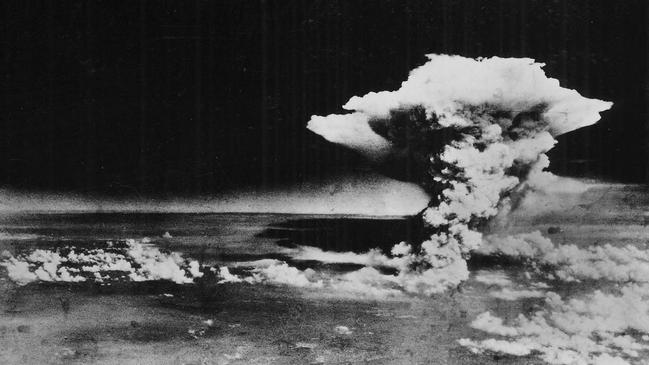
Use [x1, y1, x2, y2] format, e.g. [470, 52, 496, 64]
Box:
[0, 173, 428, 216]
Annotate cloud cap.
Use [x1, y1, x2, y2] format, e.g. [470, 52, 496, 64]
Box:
[308, 54, 612, 160]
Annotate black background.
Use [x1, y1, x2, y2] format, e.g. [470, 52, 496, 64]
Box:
[2, 0, 648, 196]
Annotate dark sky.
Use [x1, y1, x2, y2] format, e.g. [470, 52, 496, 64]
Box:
[2, 0, 648, 196]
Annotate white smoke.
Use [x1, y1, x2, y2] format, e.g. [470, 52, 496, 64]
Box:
[473, 270, 513, 286]
[478, 231, 649, 283]
[0, 238, 204, 285]
[307, 54, 612, 294]
[308, 55, 611, 160]
[289, 245, 401, 268]
[462, 208, 649, 364]
[459, 284, 649, 364]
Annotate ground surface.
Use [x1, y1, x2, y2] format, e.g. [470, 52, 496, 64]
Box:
[0, 184, 647, 364]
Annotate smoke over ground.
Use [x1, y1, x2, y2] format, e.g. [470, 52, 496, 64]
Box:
[1, 238, 204, 286]
[4, 184, 648, 363]
[308, 54, 612, 293]
[303, 55, 649, 364]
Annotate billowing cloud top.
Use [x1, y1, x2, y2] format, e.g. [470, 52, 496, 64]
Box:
[308, 54, 612, 160]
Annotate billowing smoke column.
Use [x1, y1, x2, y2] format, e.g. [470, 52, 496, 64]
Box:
[308, 55, 612, 293]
